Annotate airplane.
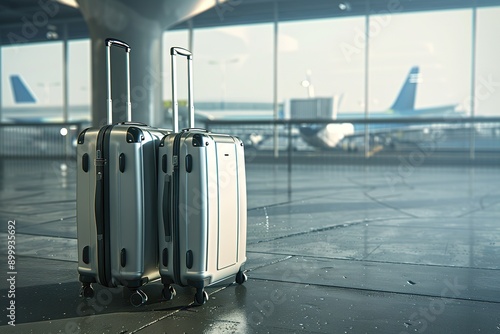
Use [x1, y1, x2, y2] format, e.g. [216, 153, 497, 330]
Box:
[297, 66, 461, 151]
[4, 69, 462, 153]
[3, 74, 267, 126]
[2, 74, 92, 123]
[10, 75, 36, 104]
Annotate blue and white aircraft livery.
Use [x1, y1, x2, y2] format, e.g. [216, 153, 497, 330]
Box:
[4, 68, 461, 151]
[297, 66, 460, 150]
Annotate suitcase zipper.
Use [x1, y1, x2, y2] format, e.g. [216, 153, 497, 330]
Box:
[95, 125, 113, 287]
[172, 132, 183, 285]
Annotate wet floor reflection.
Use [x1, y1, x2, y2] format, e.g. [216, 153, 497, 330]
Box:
[1, 159, 500, 332]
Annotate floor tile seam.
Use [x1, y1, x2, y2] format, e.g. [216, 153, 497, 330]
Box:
[248, 276, 500, 305]
[246, 251, 500, 271]
[245, 255, 294, 272]
[0, 231, 77, 241]
[0, 192, 47, 204]
[479, 194, 500, 209]
[457, 199, 500, 218]
[1, 198, 75, 206]
[360, 244, 381, 260]
[0, 209, 54, 216]
[14, 216, 77, 228]
[0, 209, 75, 217]
[128, 285, 239, 333]
[247, 216, 408, 245]
[10, 199, 76, 207]
[247, 187, 366, 212]
[356, 223, 500, 231]
[83, 279, 326, 333]
[0, 253, 78, 264]
[363, 191, 420, 218]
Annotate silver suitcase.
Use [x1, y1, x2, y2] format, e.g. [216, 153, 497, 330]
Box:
[77, 39, 170, 306]
[158, 47, 248, 305]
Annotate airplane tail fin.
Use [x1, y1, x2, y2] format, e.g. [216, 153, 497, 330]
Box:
[390, 66, 420, 113]
[10, 75, 37, 103]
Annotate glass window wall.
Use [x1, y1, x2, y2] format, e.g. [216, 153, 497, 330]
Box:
[1, 42, 63, 122]
[368, 10, 472, 115]
[475, 6, 500, 116]
[193, 24, 273, 107]
[278, 17, 366, 115]
[68, 39, 90, 122]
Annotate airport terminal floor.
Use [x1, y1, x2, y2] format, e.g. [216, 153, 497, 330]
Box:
[1, 157, 500, 333]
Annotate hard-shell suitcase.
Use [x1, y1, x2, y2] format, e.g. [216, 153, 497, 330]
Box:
[77, 39, 170, 306]
[158, 47, 248, 305]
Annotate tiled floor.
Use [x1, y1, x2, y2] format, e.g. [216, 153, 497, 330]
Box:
[1, 158, 499, 333]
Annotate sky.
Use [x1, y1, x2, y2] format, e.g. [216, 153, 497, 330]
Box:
[2, 6, 500, 116]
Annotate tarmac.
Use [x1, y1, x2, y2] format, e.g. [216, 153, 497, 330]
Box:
[1, 157, 500, 333]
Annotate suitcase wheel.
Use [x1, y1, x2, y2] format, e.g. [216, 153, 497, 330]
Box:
[80, 284, 95, 299]
[236, 271, 248, 285]
[161, 285, 176, 301]
[193, 289, 209, 306]
[130, 289, 148, 307]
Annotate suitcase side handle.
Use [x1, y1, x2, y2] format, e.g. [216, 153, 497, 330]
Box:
[162, 175, 172, 242]
[106, 38, 132, 124]
[171, 46, 194, 132]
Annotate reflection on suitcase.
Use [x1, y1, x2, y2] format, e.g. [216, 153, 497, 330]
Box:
[76, 39, 170, 306]
[158, 47, 248, 305]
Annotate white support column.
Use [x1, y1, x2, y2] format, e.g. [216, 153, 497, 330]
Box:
[188, 19, 194, 53]
[76, 0, 223, 127]
[0, 34, 3, 123]
[273, 1, 279, 158]
[469, 3, 477, 160]
[363, 1, 370, 159]
[0, 32, 3, 123]
[62, 23, 69, 123]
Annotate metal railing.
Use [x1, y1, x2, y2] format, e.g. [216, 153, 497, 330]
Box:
[1, 118, 498, 164]
[0, 123, 83, 158]
[206, 117, 500, 166]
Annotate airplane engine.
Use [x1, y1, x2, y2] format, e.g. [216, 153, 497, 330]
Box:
[320, 123, 355, 148]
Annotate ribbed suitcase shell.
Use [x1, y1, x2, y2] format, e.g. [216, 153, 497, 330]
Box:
[158, 47, 247, 305]
[158, 129, 247, 303]
[77, 38, 172, 305]
[77, 124, 169, 299]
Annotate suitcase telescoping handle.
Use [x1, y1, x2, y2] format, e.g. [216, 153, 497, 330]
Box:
[170, 47, 194, 132]
[105, 38, 132, 124]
